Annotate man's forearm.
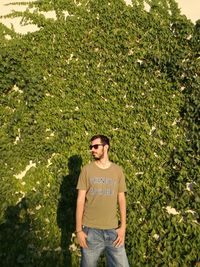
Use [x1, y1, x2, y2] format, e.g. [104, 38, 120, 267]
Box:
[76, 190, 88, 248]
[76, 202, 84, 232]
[118, 192, 127, 229]
[76, 190, 86, 232]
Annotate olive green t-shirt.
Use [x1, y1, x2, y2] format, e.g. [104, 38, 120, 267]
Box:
[76, 162, 127, 229]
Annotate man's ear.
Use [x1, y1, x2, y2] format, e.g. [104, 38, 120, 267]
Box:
[104, 144, 109, 151]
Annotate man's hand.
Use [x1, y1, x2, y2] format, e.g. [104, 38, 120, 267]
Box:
[113, 227, 126, 247]
[77, 231, 88, 248]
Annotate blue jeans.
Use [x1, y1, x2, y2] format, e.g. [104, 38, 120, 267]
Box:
[80, 226, 129, 267]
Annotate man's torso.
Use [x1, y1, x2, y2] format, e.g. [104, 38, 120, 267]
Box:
[77, 162, 127, 229]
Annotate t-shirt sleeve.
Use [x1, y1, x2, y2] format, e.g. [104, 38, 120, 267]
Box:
[76, 166, 89, 190]
[118, 167, 127, 193]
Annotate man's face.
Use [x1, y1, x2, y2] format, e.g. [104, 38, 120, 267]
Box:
[90, 138, 105, 160]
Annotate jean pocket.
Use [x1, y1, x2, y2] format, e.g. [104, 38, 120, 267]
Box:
[108, 229, 118, 242]
[82, 226, 90, 238]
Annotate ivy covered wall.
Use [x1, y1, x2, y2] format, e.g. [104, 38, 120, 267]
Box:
[0, 0, 199, 266]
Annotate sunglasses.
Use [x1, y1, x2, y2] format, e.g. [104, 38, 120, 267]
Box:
[89, 144, 105, 150]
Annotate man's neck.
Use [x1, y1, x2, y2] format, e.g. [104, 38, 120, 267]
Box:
[95, 157, 111, 169]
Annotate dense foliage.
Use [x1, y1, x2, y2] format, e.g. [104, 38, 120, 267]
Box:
[0, 0, 199, 266]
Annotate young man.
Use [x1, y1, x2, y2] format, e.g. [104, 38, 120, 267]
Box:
[76, 134, 129, 267]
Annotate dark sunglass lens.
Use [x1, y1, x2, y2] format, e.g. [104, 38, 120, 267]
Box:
[89, 144, 101, 150]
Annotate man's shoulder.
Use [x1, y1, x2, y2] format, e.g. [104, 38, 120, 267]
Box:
[82, 161, 95, 170]
[111, 162, 123, 171]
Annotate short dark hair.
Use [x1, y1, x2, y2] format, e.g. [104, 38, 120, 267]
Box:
[90, 134, 110, 147]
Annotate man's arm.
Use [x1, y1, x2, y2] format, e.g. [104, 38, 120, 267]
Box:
[76, 189, 88, 248]
[114, 192, 127, 247]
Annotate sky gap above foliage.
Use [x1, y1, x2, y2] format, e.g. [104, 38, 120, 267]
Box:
[0, 0, 199, 34]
